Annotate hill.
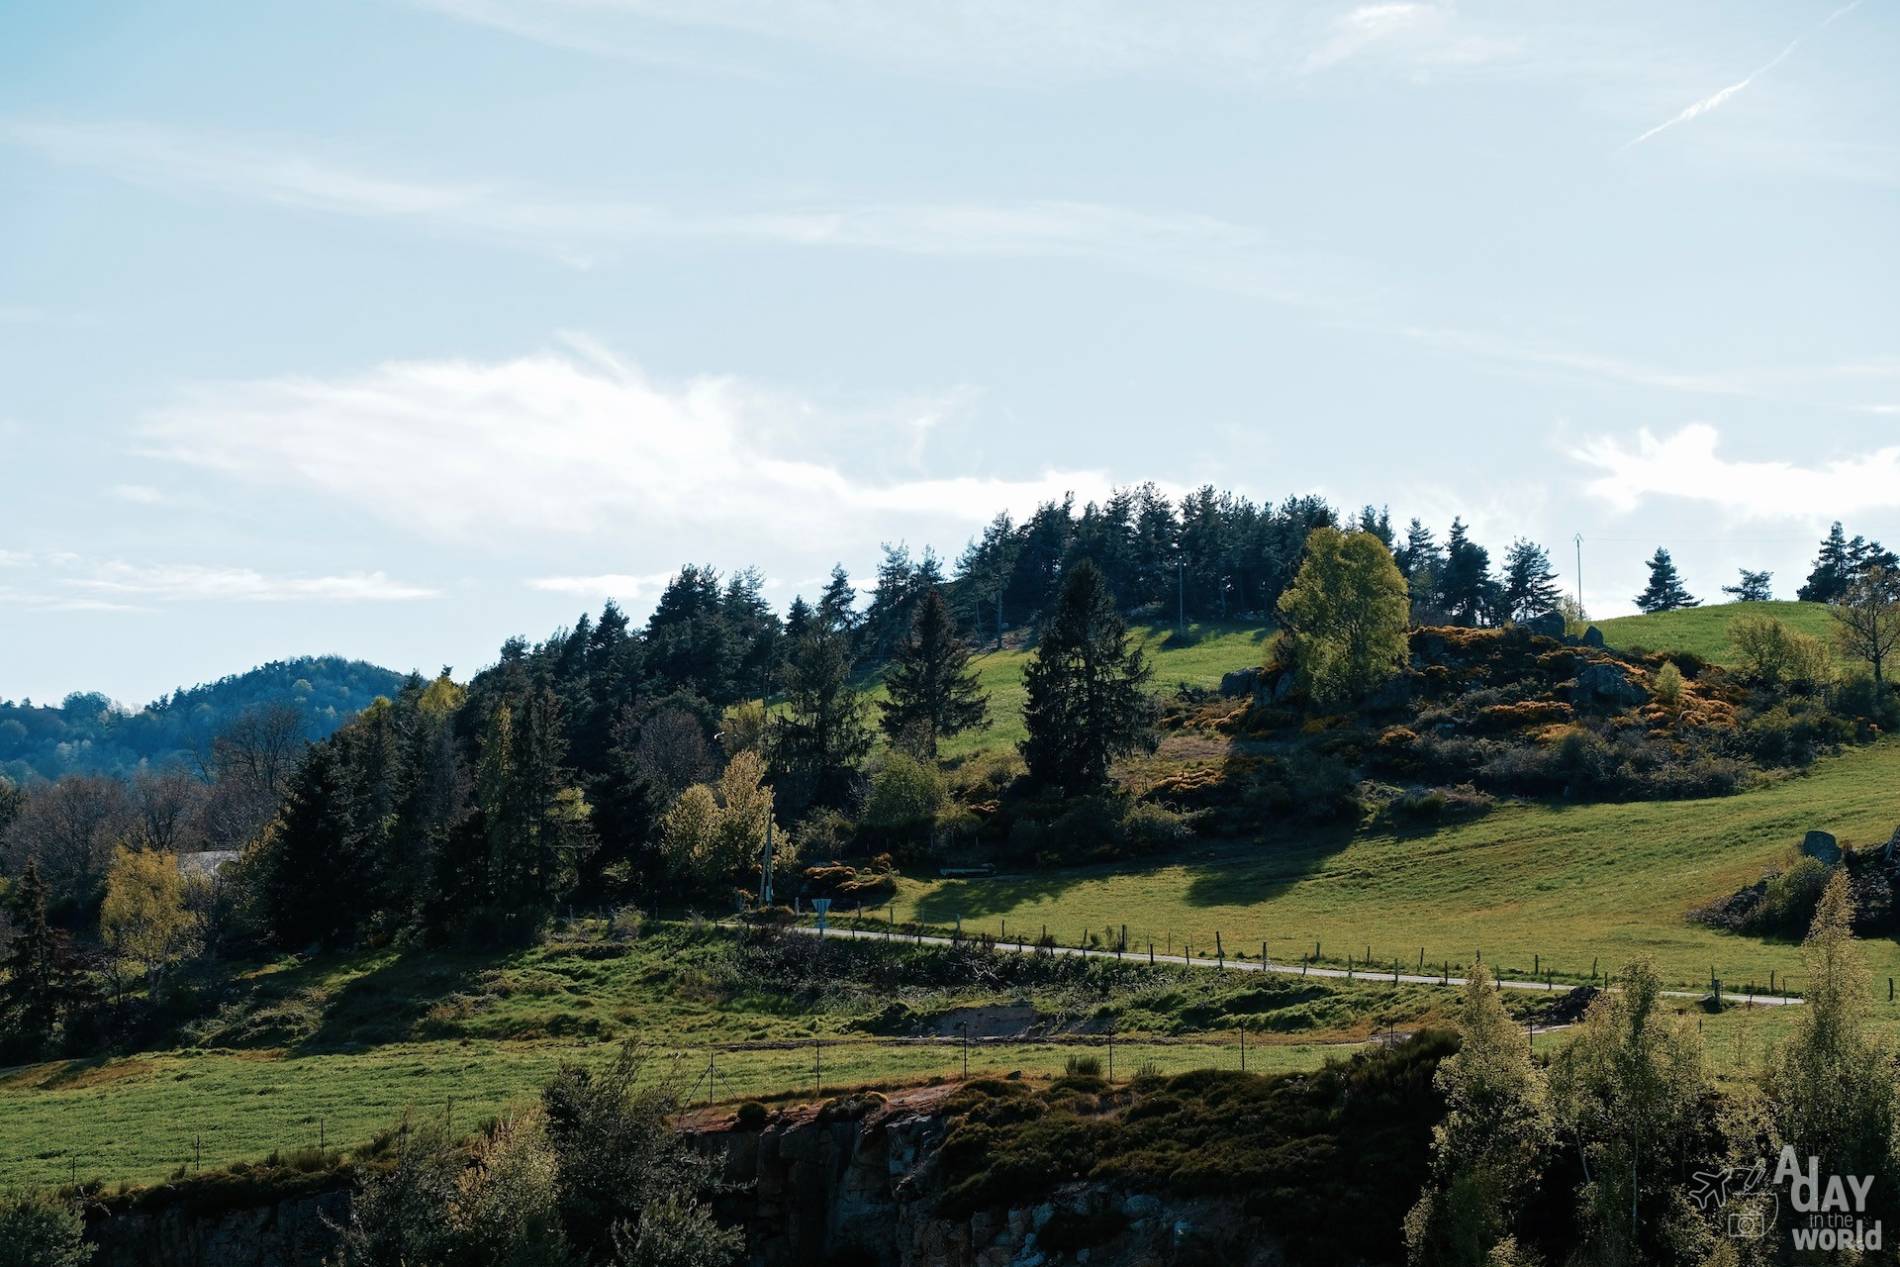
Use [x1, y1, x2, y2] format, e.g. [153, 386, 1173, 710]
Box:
[0, 656, 408, 782]
[1590, 600, 1833, 666]
[869, 620, 1276, 758]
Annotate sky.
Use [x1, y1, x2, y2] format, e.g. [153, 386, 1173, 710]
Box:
[2, 0, 1896, 706]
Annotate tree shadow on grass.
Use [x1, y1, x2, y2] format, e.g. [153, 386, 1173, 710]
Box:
[910, 820, 1361, 928]
[292, 945, 516, 1054]
[1178, 819, 1361, 908]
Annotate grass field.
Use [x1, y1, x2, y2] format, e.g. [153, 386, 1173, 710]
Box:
[867, 620, 1275, 757]
[0, 1032, 1350, 1191]
[3, 926, 1427, 1190]
[888, 739, 1900, 993]
[1591, 600, 1832, 666]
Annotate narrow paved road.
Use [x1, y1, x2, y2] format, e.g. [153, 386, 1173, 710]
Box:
[782, 922, 1803, 1006]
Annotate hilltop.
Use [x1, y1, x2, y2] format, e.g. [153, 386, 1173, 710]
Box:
[0, 656, 407, 782]
[1591, 599, 1835, 666]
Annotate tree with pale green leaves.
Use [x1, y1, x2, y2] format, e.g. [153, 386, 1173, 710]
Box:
[1278, 526, 1411, 707]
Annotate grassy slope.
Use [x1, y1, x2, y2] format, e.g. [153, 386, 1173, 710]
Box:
[868, 620, 1276, 758]
[2, 928, 1408, 1190]
[1591, 600, 1832, 666]
[892, 739, 1900, 993]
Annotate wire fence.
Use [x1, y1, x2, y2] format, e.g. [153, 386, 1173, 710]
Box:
[778, 900, 1821, 1003]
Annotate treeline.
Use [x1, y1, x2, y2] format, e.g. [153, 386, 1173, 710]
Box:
[0, 656, 405, 783]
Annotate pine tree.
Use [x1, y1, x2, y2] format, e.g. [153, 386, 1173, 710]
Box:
[0, 858, 83, 1059]
[1799, 523, 1853, 603]
[815, 565, 858, 638]
[476, 688, 593, 940]
[1632, 548, 1698, 613]
[880, 588, 990, 758]
[1720, 569, 1774, 602]
[1019, 561, 1157, 793]
[1395, 518, 1445, 624]
[771, 630, 873, 813]
[1439, 519, 1500, 627]
[1499, 539, 1562, 622]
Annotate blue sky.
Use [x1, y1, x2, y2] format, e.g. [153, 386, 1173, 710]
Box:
[2, 0, 1896, 705]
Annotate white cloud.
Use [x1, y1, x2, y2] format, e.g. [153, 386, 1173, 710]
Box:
[1620, 0, 1864, 150]
[528, 572, 676, 598]
[1572, 423, 1900, 517]
[422, 0, 1524, 84]
[2, 120, 1348, 304]
[0, 554, 437, 609]
[137, 341, 1113, 557]
[1303, 3, 1518, 74]
[63, 564, 439, 603]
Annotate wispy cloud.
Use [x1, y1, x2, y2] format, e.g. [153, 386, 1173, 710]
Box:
[136, 339, 1114, 558]
[2, 119, 1353, 304]
[63, 563, 439, 603]
[0, 554, 438, 610]
[1303, 3, 1519, 74]
[1620, 0, 1865, 151]
[421, 0, 1527, 85]
[528, 572, 678, 599]
[1573, 423, 1900, 517]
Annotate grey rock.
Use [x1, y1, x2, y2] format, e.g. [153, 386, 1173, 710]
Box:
[1573, 662, 1645, 710]
[1581, 625, 1606, 648]
[1802, 830, 1842, 865]
[1219, 667, 1261, 698]
[1524, 610, 1567, 641]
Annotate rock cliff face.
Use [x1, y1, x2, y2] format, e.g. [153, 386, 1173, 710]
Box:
[84, 1185, 350, 1267]
[696, 1087, 1285, 1267]
[79, 1085, 1289, 1267]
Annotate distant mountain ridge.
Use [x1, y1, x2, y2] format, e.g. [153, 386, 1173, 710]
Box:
[0, 655, 407, 782]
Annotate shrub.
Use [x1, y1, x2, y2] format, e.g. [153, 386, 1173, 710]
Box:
[734, 1102, 768, 1131]
[0, 1191, 88, 1267]
[1651, 661, 1684, 709]
[860, 754, 945, 836]
[608, 907, 644, 942]
[1064, 1053, 1104, 1077]
[1748, 857, 1831, 937]
[1121, 802, 1192, 850]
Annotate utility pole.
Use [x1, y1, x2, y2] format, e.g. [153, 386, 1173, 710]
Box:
[1574, 533, 1584, 617]
[1177, 559, 1186, 632]
[996, 590, 1004, 649]
[760, 818, 775, 908]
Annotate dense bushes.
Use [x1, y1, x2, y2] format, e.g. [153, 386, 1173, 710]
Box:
[934, 1033, 1455, 1263]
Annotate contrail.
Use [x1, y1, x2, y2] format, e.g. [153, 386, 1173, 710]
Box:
[1620, 0, 1865, 150]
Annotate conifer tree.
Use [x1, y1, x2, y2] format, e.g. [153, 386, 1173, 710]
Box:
[879, 587, 990, 758]
[1633, 548, 1698, 613]
[0, 858, 83, 1059]
[1019, 561, 1156, 793]
[1720, 569, 1773, 602]
[771, 630, 873, 813]
[1499, 539, 1562, 622]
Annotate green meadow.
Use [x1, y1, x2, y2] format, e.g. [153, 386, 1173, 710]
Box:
[1591, 599, 1833, 666]
[888, 739, 1900, 994]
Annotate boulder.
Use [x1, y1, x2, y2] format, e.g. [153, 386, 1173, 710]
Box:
[1801, 830, 1841, 866]
[1219, 667, 1260, 699]
[1572, 662, 1645, 710]
[1524, 610, 1567, 641]
[1581, 625, 1606, 648]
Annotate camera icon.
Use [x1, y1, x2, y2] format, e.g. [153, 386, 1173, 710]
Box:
[1728, 1210, 1767, 1240]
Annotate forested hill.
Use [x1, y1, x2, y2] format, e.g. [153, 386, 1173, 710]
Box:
[0, 656, 407, 782]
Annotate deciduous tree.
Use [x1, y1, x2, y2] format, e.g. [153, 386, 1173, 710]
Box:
[1278, 526, 1410, 707]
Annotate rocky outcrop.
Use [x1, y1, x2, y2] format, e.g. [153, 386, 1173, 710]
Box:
[85, 1184, 349, 1267]
[695, 1088, 1286, 1267]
